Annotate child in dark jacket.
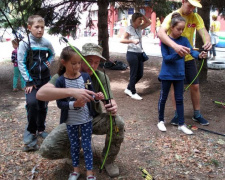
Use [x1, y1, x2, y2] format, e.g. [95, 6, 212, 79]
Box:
[11, 39, 25, 91]
[18, 15, 55, 151]
[157, 12, 207, 135]
[56, 46, 104, 180]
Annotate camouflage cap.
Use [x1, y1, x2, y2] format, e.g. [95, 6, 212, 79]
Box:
[82, 43, 106, 61]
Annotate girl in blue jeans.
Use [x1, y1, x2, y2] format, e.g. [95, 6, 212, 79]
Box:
[157, 13, 207, 135]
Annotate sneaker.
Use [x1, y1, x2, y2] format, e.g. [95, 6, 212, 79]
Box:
[157, 121, 167, 132]
[22, 144, 39, 152]
[131, 93, 143, 100]
[105, 162, 119, 178]
[24, 133, 37, 145]
[68, 172, 80, 180]
[86, 175, 96, 180]
[192, 115, 209, 126]
[39, 131, 48, 139]
[170, 116, 179, 126]
[178, 125, 193, 135]
[13, 88, 19, 92]
[124, 88, 132, 97]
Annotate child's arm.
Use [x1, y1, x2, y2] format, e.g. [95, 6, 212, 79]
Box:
[56, 97, 70, 110]
[46, 41, 55, 64]
[161, 42, 182, 63]
[55, 77, 87, 110]
[185, 38, 208, 60]
[55, 79, 71, 110]
[17, 41, 34, 86]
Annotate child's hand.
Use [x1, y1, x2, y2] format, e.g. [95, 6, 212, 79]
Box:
[174, 44, 190, 57]
[46, 61, 50, 68]
[95, 92, 104, 100]
[25, 85, 36, 94]
[199, 51, 207, 59]
[74, 98, 86, 107]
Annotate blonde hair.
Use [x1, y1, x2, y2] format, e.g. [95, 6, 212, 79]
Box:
[28, 15, 45, 26]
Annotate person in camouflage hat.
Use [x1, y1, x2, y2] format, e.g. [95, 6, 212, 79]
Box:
[37, 43, 124, 178]
[82, 43, 106, 60]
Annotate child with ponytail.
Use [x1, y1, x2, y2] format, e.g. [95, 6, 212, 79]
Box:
[157, 13, 207, 135]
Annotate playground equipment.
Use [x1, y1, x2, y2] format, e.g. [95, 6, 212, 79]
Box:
[216, 36, 225, 48]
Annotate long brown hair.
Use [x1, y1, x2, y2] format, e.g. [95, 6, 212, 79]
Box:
[57, 46, 81, 76]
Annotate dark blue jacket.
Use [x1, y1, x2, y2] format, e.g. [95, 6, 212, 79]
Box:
[159, 36, 199, 80]
[18, 33, 55, 86]
[56, 72, 98, 124]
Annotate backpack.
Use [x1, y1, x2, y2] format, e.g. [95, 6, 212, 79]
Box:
[100, 60, 128, 70]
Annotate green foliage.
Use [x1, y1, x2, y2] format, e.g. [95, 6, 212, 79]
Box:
[0, 0, 224, 36]
[0, 0, 87, 35]
[43, 1, 84, 36]
[0, 1, 10, 27]
[145, 0, 181, 17]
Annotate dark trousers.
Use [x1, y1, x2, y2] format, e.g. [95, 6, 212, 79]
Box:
[126, 51, 144, 94]
[158, 80, 184, 126]
[26, 78, 49, 134]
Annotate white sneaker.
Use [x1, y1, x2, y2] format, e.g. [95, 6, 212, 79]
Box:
[68, 172, 80, 180]
[157, 121, 167, 132]
[131, 93, 143, 100]
[124, 88, 132, 96]
[178, 125, 193, 135]
[86, 175, 96, 180]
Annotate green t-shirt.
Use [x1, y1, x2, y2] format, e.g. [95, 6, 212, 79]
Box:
[50, 70, 114, 115]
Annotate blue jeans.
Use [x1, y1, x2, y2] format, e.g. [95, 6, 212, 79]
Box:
[210, 44, 216, 57]
[67, 121, 93, 170]
[158, 80, 184, 126]
[126, 51, 144, 94]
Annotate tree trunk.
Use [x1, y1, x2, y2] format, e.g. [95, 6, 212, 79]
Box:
[195, 0, 210, 83]
[97, 0, 109, 60]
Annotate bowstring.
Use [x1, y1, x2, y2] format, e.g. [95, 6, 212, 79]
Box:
[184, 12, 207, 91]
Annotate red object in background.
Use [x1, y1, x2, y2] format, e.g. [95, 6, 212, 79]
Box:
[151, 12, 156, 38]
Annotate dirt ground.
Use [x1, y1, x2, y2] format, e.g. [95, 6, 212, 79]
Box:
[0, 53, 224, 180]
